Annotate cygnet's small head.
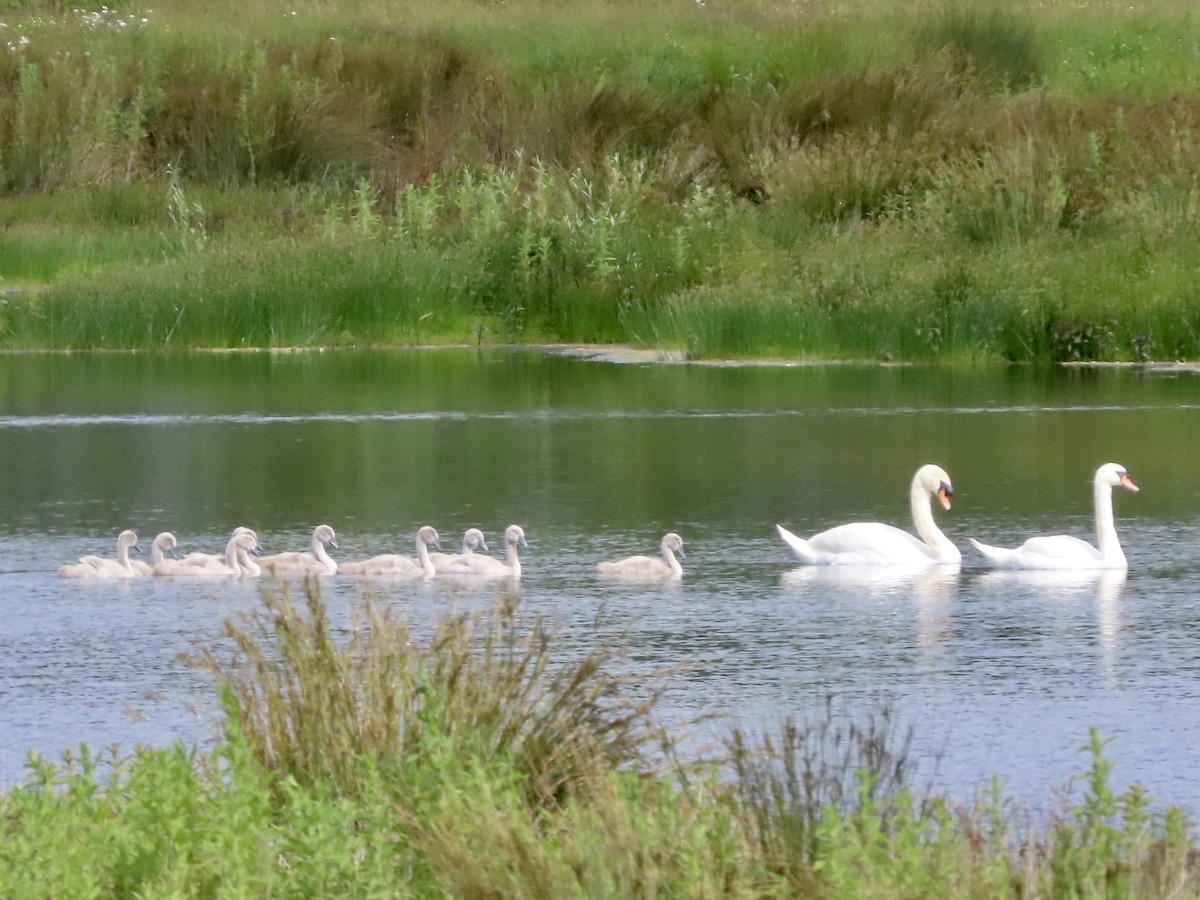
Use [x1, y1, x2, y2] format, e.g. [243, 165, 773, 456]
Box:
[505, 525, 527, 548]
[464, 528, 488, 552]
[315, 524, 338, 548]
[663, 532, 685, 558]
[155, 532, 178, 557]
[118, 529, 140, 552]
[417, 525, 441, 551]
[236, 532, 262, 556]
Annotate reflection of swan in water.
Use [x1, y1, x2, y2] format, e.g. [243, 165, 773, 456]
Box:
[777, 464, 960, 566]
[781, 563, 960, 603]
[973, 568, 1126, 608]
[131, 532, 178, 576]
[340, 526, 440, 577]
[598, 532, 685, 581]
[58, 530, 141, 579]
[257, 524, 339, 576]
[970, 463, 1138, 570]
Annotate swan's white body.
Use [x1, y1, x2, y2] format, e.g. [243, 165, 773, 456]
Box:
[155, 531, 262, 577]
[131, 532, 178, 576]
[598, 532, 685, 581]
[58, 530, 141, 579]
[429, 528, 488, 574]
[970, 463, 1139, 570]
[777, 464, 960, 566]
[438, 525, 526, 578]
[257, 524, 339, 575]
[340, 526, 440, 577]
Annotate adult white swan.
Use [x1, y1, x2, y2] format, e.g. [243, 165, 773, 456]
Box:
[598, 532, 685, 581]
[257, 524, 339, 576]
[429, 528, 489, 574]
[776, 464, 960, 566]
[340, 526, 441, 577]
[438, 525, 526, 578]
[58, 529, 141, 579]
[970, 463, 1139, 570]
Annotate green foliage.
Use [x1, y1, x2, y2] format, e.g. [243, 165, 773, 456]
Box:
[1, 587, 1199, 896]
[0, 0, 1197, 358]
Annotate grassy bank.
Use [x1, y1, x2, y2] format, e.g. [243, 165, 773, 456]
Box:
[1, 585, 1196, 897]
[0, 0, 1197, 359]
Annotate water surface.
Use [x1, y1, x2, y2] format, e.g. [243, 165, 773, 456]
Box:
[1, 350, 1197, 815]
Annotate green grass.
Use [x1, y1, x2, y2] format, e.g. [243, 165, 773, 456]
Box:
[1, 584, 1197, 897]
[0, 0, 1197, 358]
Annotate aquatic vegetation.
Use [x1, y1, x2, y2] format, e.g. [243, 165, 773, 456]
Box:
[0, 0, 1198, 358]
[1, 584, 1196, 896]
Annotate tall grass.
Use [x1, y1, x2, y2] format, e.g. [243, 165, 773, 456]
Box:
[1, 583, 1197, 896]
[0, 0, 1198, 358]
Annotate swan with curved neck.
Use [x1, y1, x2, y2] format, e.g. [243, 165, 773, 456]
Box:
[155, 531, 262, 577]
[598, 532, 685, 580]
[429, 528, 489, 574]
[438, 525, 526, 578]
[174, 526, 260, 573]
[131, 532, 178, 576]
[58, 530, 141, 579]
[970, 463, 1139, 570]
[340, 526, 440, 577]
[777, 464, 960, 566]
[257, 524, 339, 576]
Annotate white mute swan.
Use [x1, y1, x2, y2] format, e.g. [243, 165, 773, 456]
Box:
[438, 525, 526, 578]
[340, 526, 441, 577]
[155, 531, 262, 577]
[598, 532, 685, 581]
[257, 524, 339, 576]
[777, 464, 961, 566]
[970, 463, 1139, 570]
[429, 528, 489, 574]
[58, 530, 141, 579]
[131, 532, 178, 576]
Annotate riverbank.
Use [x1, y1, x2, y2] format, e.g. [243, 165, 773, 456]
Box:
[2, 585, 1196, 897]
[0, 0, 1197, 360]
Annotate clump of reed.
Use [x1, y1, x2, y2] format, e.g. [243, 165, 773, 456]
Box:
[3, 582, 1199, 895]
[2, 0, 1200, 359]
[188, 582, 672, 805]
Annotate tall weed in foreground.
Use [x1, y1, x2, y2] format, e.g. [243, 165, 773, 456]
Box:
[189, 582, 673, 804]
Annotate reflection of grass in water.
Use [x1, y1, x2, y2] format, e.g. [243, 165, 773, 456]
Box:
[1, 583, 1196, 895]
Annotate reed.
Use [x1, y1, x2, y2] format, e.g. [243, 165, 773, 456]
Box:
[2, 584, 1199, 896]
[0, 0, 1198, 358]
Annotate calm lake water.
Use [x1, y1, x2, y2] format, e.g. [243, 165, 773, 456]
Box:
[1, 349, 1198, 815]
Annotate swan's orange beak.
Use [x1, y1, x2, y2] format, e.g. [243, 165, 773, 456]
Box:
[1120, 473, 1140, 493]
[937, 485, 953, 510]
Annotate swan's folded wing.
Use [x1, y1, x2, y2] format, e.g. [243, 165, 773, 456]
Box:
[806, 522, 937, 565]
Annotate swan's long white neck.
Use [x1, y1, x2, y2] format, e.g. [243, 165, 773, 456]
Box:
[238, 548, 262, 577]
[659, 540, 682, 576]
[416, 535, 435, 575]
[910, 475, 960, 563]
[1094, 477, 1125, 565]
[311, 535, 336, 572]
[224, 536, 242, 571]
[505, 538, 522, 577]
